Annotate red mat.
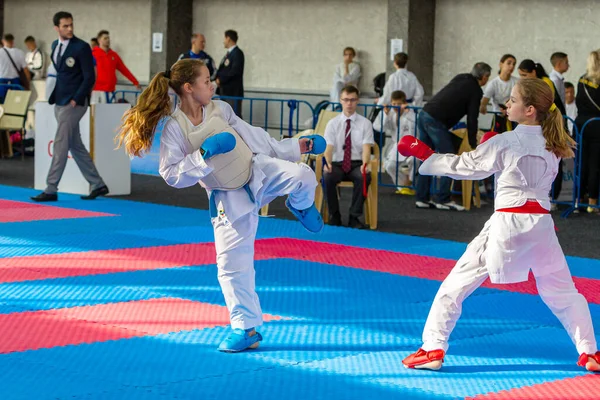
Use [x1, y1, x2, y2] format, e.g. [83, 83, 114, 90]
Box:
[468, 374, 600, 399]
[0, 298, 282, 353]
[2, 238, 598, 304]
[0, 200, 115, 223]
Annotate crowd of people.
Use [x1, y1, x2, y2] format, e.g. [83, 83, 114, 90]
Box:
[328, 47, 600, 218]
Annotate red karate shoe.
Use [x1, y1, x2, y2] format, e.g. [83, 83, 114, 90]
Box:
[402, 348, 445, 370]
[577, 351, 600, 372]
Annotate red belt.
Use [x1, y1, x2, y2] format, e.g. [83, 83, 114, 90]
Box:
[497, 200, 549, 214]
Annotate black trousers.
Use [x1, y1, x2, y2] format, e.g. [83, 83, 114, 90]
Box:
[323, 161, 371, 219]
[578, 121, 600, 200]
[552, 160, 564, 200]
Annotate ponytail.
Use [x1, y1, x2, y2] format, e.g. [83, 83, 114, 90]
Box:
[542, 105, 576, 159]
[516, 78, 576, 159]
[116, 58, 206, 157]
[116, 72, 172, 157]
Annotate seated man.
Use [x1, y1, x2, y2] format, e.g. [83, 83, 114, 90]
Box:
[323, 85, 374, 229]
[373, 90, 415, 194]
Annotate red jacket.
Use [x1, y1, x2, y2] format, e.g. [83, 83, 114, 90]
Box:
[92, 46, 139, 92]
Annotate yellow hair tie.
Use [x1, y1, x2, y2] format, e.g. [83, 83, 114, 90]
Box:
[549, 103, 557, 112]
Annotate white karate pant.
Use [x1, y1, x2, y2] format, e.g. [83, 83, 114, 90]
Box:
[213, 156, 317, 330]
[384, 156, 413, 187]
[421, 215, 597, 355]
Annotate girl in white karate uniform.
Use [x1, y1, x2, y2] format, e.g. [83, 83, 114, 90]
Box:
[398, 78, 599, 372]
[116, 59, 325, 353]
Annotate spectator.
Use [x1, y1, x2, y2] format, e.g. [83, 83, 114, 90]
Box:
[575, 49, 600, 213]
[31, 11, 108, 202]
[177, 33, 216, 78]
[550, 52, 569, 105]
[565, 81, 577, 135]
[330, 47, 361, 103]
[24, 36, 45, 80]
[323, 85, 374, 228]
[373, 90, 415, 194]
[377, 52, 424, 107]
[415, 62, 491, 211]
[90, 38, 98, 48]
[91, 30, 141, 104]
[0, 34, 31, 100]
[216, 30, 244, 118]
[518, 59, 568, 204]
[480, 54, 518, 132]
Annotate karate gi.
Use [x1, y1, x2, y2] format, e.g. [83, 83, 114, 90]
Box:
[417, 124, 597, 355]
[159, 100, 317, 330]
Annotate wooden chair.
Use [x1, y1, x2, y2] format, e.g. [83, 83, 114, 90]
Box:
[450, 128, 483, 210]
[259, 110, 340, 217]
[314, 143, 380, 230]
[0, 90, 32, 159]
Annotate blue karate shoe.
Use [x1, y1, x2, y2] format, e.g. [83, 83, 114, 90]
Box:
[286, 199, 324, 233]
[218, 328, 263, 353]
[302, 135, 326, 155]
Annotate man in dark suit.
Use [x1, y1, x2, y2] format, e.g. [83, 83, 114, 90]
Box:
[31, 11, 108, 202]
[216, 30, 244, 118]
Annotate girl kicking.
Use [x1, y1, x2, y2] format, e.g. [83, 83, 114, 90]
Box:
[117, 59, 325, 352]
[397, 78, 599, 372]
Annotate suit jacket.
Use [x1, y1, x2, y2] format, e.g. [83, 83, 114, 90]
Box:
[49, 35, 95, 106]
[216, 46, 244, 97]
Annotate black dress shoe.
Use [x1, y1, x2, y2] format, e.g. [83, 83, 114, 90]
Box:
[31, 192, 58, 202]
[348, 217, 368, 230]
[81, 185, 109, 200]
[328, 213, 342, 226]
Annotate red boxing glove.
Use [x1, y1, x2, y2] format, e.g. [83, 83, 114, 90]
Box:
[397, 135, 434, 161]
[480, 131, 498, 145]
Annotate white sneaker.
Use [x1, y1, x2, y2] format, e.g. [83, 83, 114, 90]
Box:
[438, 201, 465, 211]
[415, 201, 435, 209]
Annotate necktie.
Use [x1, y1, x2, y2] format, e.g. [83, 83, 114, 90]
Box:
[56, 43, 63, 66]
[342, 119, 352, 173]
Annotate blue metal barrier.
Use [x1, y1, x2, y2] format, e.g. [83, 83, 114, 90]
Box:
[110, 90, 178, 105]
[214, 95, 316, 138]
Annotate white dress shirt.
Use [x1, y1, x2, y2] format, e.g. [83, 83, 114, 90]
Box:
[324, 112, 374, 162]
[52, 38, 70, 65]
[566, 101, 577, 135]
[549, 69, 566, 105]
[378, 68, 424, 106]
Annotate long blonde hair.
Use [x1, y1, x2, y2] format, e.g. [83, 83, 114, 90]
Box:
[585, 49, 600, 85]
[516, 78, 576, 159]
[116, 59, 206, 157]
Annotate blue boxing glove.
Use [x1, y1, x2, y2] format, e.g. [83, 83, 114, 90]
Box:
[302, 135, 327, 155]
[200, 132, 236, 159]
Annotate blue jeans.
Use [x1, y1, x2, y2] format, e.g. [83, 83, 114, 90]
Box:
[415, 111, 456, 204]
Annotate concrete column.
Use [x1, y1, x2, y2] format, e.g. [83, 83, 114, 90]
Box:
[386, 0, 436, 95]
[407, 0, 435, 95]
[150, 0, 192, 78]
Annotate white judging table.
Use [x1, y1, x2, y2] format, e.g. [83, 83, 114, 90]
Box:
[34, 102, 131, 196]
